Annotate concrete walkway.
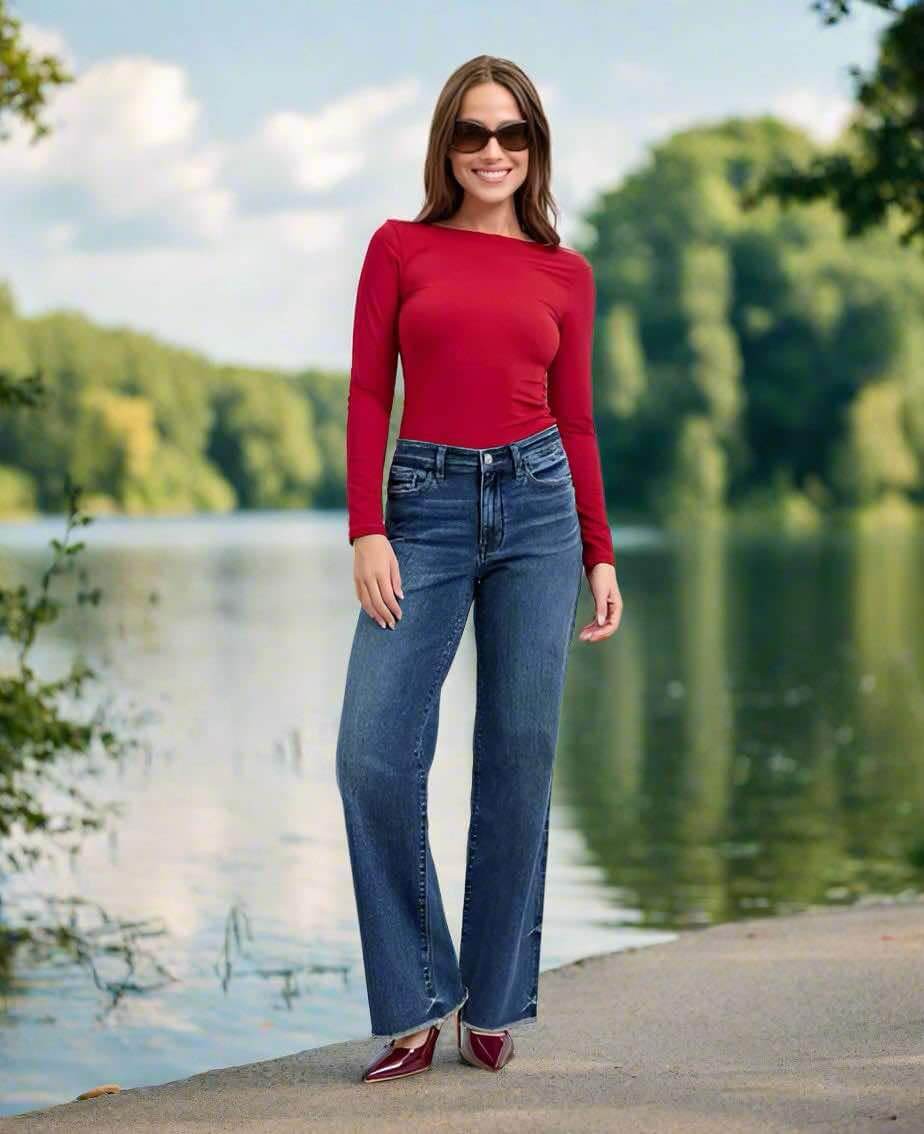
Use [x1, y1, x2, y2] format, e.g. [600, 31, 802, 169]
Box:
[3, 896, 923, 1133]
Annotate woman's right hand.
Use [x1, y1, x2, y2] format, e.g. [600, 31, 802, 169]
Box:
[353, 535, 404, 629]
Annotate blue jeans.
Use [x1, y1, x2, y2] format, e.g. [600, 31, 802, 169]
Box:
[335, 423, 584, 1040]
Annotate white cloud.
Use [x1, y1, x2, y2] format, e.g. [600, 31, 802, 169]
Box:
[644, 84, 855, 150]
[549, 116, 640, 229]
[0, 25, 428, 367]
[19, 20, 75, 68]
[9, 207, 350, 369]
[0, 54, 234, 240]
[771, 87, 854, 144]
[42, 221, 78, 250]
[227, 79, 421, 198]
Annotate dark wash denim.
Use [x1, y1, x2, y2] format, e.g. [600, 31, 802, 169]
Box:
[335, 423, 584, 1039]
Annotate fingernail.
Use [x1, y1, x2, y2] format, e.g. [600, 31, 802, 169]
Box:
[597, 613, 604, 625]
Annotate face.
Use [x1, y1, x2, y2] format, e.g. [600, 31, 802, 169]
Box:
[447, 81, 529, 204]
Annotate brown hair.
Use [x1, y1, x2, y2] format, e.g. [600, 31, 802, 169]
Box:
[413, 55, 562, 248]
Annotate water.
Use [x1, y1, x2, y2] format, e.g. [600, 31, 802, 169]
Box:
[1, 511, 922, 1115]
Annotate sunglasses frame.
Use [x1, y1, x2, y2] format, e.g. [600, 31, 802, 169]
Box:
[449, 118, 530, 154]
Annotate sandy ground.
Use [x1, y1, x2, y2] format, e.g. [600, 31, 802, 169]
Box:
[3, 895, 923, 1133]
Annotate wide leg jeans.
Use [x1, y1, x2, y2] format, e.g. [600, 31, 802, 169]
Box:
[335, 423, 584, 1039]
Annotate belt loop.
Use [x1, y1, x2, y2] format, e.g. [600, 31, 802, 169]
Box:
[435, 444, 446, 480]
[510, 439, 524, 482]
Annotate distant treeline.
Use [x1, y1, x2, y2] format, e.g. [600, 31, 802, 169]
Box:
[0, 290, 349, 520]
[2, 117, 923, 525]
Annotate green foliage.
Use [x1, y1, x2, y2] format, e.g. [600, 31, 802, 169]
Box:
[749, 1, 924, 249]
[583, 116, 924, 519]
[812, 0, 901, 23]
[0, 0, 73, 142]
[0, 292, 333, 517]
[206, 369, 322, 508]
[0, 478, 139, 876]
[0, 462, 35, 513]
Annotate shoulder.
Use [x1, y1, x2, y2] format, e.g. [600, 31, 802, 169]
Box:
[555, 244, 593, 278]
[555, 245, 595, 308]
[364, 218, 404, 261]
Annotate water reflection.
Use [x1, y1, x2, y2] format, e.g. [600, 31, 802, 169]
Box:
[561, 522, 924, 931]
[0, 512, 921, 1115]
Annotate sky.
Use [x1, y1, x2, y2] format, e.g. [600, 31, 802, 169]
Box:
[0, 1, 894, 371]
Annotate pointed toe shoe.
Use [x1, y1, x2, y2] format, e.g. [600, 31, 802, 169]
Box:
[361, 1024, 440, 1084]
[456, 1013, 515, 1072]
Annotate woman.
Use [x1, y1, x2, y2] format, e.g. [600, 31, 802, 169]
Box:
[336, 54, 623, 1084]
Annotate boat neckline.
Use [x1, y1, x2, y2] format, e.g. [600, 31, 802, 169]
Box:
[394, 218, 542, 246]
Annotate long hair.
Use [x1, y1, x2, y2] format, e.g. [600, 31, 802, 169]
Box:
[413, 55, 562, 248]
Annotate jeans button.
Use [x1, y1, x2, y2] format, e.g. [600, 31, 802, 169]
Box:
[484, 453, 493, 464]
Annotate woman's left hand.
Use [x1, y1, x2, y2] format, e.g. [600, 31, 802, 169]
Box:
[578, 563, 622, 642]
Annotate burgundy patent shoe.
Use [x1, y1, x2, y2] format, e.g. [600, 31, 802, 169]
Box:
[456, 1012, 515, 1072]
[361, 1024, 441, 1084]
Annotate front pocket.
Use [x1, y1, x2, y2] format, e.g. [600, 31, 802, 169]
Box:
[387, 464, 435, 496]
[523, 448, 572, 486]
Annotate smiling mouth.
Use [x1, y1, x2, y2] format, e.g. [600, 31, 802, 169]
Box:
[472, 169, 511, 181]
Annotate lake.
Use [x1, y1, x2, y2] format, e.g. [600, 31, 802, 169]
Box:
[1, 511, 922, 1116]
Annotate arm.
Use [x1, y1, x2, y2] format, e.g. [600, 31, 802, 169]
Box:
[346, 220, 401, 544]
[547, 253, 616, 579]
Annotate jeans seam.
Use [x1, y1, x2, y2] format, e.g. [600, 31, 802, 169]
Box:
[528, 790, 553, 1004]
[523, 454, 572, 486]
[567, 559, 583, 646]
[526, 562, 580, 1005]
[412, 593, 471, 997]
[461, 651, 484, 945]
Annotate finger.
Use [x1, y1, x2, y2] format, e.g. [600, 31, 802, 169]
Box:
[596, 600, 622, 636]
[390, 557, 404, 600]
[376, 569, 402, 622]
[367, 574, 397, 629]
[359, 580, 387, 629]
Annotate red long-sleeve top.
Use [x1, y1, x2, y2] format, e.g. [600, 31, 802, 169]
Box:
[346, 218, 615, 576]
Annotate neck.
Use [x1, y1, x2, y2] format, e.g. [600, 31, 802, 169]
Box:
[446, 201, 523, 237]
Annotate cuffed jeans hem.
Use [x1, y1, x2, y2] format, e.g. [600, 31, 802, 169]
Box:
[373, 988, 470, 1042]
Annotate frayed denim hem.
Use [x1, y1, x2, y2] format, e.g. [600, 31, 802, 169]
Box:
[460, 1007, 541, 1034]
[373, 988, 470, 1042]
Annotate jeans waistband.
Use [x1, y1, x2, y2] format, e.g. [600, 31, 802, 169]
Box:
[393, 423, 562, 476]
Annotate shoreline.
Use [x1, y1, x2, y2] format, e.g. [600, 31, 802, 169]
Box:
[3, 894, 923, 1132]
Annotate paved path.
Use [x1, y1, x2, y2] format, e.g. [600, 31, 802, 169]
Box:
[3, 896, 923, 1132]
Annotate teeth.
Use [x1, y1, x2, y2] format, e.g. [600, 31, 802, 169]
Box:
[474, 169, 510, 181]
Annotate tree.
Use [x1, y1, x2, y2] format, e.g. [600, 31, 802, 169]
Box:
[583, 117, 924, 517]
[0, 0, 72, 142]
[745, 1, 924, 250]
[1, 4, 157, 998]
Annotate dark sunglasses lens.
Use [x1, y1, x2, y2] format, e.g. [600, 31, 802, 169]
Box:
[497, 122, 529, 151]
[451, 121, 491, 152]
[450, 121, 529, 152]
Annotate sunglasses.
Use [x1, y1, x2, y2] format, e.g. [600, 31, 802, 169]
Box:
[449, 119, 530, 153]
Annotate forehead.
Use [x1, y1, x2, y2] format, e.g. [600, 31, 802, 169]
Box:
[458, 81, 522, 122]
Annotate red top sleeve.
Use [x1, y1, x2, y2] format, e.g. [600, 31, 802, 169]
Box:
[346, 220, 401, 544]
[549, 255, 616, 575]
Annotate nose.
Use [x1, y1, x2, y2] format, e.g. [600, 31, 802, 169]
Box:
[480, 137, 505, 160]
